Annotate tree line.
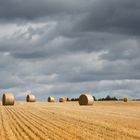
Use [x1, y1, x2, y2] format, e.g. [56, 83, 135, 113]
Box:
[70, 95, 118, 101]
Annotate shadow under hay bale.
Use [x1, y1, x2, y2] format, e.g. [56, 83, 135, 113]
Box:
[26, 94, 36, 102]
[2, 93, 15, 106]
[48, 96, 55, 102]
[59, 97, 66, 102]
[79, 94, 94, 105]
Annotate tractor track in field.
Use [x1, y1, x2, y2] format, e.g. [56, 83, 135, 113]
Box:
[17, 106, 84, 140]
[1, 107, 11, 140]
[6, 107, 49, 140]
[6, 107, 36, 140]
[10, 107, 63, 140]
[4, 107, 19, 140]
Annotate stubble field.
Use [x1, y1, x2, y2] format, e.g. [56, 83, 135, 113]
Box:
[0, 101, 140, 140]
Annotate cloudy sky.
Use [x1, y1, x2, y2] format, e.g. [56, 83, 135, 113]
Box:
[0, 0, 140, 100]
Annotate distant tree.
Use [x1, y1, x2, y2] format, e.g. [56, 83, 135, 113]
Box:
[106, 95, 111, 100]
[98, 95, 118, 101]
[71, 98, 79, 101]
[71, 98, 73, 101]
[112, 97, 118, 101]
[93, 96, 97, 101]
[66, 98, 71, 101]
[75, 98, 79, 101]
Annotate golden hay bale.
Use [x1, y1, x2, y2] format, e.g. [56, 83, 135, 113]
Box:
[123, 97, 128, 102]
[2, 93, 15, 106]
[48, 96, 55, 102]
[79, 94, 94, 105]
[59, 97, 66, 102]
[26, 94, 36, 102]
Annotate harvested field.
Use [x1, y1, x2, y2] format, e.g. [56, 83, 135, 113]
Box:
[0, 101, 140, 140]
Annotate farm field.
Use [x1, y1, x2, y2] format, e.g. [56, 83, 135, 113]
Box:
[0, 101, 140, 140]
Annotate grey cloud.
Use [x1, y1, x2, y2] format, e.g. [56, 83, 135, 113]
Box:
[99, 39, 140, 61]
[0, 0, 89, 21]
[76, 0, 140, 35]
[13, 51, 47, 59]
[0, 0, 140, 99]
[0, 71, 24, 89]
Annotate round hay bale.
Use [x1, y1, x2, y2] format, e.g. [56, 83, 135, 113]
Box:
[59, 97, 66, 102]
[26, 94, 36, 102]
[2, 93, 15, 106]
[123, 97, 128, 102]
[48, 96, 55, 102]
[79, 94, 94, 105]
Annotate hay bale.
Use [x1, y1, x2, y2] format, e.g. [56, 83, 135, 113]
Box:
[26, 94, 36, 102]
[123, 97, 128, 102]
[48, 96, 55, 102]
[2, 93, 15, 106]
[79, 94, 94, 105]
[59, 97, 66, 102]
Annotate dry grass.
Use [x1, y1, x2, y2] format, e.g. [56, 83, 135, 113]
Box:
[0, 101, 140, 140]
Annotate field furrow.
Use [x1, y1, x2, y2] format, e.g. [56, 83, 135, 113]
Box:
[7, 107, 48, 140]
[5, 107, 35, 140]
[18, 107, 84, 140]
[1, 107, 16, 140]
[10, 108, 60, 140]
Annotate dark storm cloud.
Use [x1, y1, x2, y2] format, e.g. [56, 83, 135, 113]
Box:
[1, 0, 140, 36]
[0, 0, 89, 20]
[77, 0, 140, 35]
